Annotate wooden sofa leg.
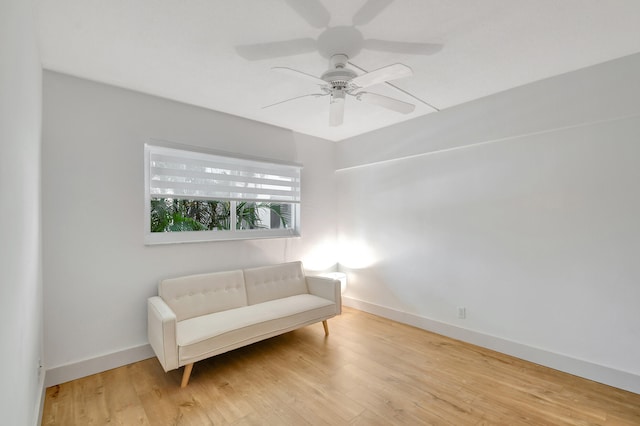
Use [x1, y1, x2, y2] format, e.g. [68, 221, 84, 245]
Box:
[322, 320, 329, 336]
[181, 363, 194, 388]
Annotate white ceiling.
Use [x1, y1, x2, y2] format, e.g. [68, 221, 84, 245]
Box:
[36, 0, 640, 142]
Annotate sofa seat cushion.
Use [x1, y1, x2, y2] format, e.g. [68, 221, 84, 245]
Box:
[176, 294, 335, 363]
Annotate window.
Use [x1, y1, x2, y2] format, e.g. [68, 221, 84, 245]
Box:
[144, 143, 301, 244]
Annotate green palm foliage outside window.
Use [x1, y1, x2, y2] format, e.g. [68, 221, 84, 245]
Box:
[150, 198, 290, 233]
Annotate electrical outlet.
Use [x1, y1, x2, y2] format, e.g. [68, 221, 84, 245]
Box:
[457, 306, 466, 319]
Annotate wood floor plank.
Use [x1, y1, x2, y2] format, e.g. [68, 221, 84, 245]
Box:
[42, 381, 74, 425]
[42, 307, 640, 425]
[71, 373, 110, 425]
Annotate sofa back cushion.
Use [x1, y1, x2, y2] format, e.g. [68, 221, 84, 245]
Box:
[159, 270, 247, 321]
[244, 261, 308, 305]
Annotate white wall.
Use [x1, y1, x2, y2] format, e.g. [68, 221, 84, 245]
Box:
[0, 0, 44, 424]
[42, 72, 337, 382]
[336, 53, 640, 392]
[39, 51, 640, 393]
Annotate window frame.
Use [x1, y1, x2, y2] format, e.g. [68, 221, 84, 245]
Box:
[144, 142, 301, 245]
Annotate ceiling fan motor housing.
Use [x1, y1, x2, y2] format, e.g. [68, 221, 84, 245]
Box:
[321, 54, 357, 90]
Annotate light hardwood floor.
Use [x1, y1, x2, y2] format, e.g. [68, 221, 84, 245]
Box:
[42, 307, 640, 425]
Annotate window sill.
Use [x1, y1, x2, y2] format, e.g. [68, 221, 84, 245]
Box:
[144, 229, 301, 245]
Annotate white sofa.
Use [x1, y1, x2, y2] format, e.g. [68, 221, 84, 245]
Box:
[147, 261, 342, 387]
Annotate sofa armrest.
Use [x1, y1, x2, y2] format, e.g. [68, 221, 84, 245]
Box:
[147, 296, 179, 371]
[306, 276, 342, 315]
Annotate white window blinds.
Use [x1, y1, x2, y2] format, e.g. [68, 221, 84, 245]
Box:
[146, 145, 301, 203]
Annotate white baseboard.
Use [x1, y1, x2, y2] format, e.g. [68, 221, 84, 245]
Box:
[343, 296, 640, 395]
[44, 344, 155, 388]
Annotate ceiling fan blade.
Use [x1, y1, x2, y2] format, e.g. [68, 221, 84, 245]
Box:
[283, 0, 331, 29]
[235, 38, 317, 60]
[364, 39, 443, 55]
[272, 67, 327, 86]
[329, 96, 345, 126]
[350, 63, 412, 89]
[352, 0, 394, 26]
[355, 92, 415, 114]
[262, 93, 327, 109]
[349, 60, 440, 111]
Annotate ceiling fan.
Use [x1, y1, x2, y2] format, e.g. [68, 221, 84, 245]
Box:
[238, 0, 442, 126]
[264, 53, 417, 126]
